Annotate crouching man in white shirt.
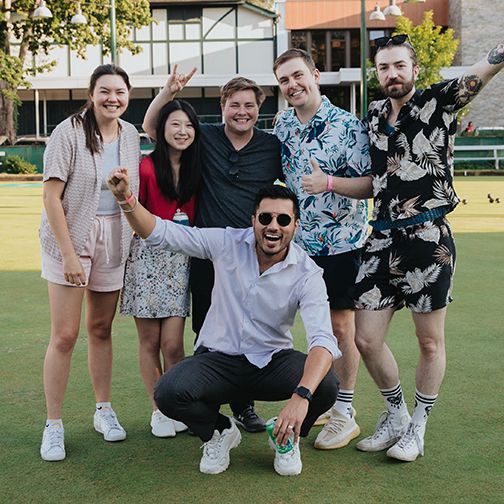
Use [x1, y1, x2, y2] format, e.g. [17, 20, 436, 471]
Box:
[108, 169, 340, 476]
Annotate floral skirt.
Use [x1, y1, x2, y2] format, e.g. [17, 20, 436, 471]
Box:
[120, 235, 190, 318]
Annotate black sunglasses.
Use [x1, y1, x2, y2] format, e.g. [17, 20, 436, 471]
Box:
[258, 212, 292, 227]
[228, 151, 240, 179]
[374, 34, 410, 49]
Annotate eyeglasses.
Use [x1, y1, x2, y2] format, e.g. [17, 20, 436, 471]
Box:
[257, 212, 292, 227]
[374, 34, 410, 49]
[228, 151, 240, 179]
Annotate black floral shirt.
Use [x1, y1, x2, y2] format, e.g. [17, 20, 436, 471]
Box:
[367, 77, 473, 227]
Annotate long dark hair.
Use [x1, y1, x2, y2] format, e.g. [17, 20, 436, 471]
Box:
[150, 100, 201, 205]
[71, 64, 131, 155]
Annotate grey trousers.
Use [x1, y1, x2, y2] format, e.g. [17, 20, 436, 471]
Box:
[154, 347, 339, 442]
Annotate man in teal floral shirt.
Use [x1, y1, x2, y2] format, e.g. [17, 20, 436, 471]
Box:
[273, 48, 371, 451]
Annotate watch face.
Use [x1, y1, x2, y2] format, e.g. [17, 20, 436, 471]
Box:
[295, 386, 312, 400]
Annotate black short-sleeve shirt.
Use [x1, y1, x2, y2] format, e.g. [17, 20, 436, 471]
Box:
[196, 124, 282, 229]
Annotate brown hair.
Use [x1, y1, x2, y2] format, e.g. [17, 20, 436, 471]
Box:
[72, 64, 131, 155]
[220, 77, 265, 108]
[273, 48, 316, 75]
[375, 43, 418, 67]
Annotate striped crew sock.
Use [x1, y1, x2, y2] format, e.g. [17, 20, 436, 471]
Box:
[333, 389, 354, 419]
[411, 389, 438, 426]
[380, 382, 409, 418]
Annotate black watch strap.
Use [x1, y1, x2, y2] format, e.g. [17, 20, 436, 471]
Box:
[293, 386, 313, 402]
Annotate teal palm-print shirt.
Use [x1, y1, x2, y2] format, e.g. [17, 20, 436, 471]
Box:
[274, 96, 371, 256]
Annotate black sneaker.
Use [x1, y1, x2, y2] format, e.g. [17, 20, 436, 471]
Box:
[233, 405, 266, 433]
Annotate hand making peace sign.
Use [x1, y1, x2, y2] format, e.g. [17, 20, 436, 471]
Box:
[162, 64, 197, 97]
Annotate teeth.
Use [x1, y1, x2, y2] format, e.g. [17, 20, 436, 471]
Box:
[265, 234, 280, 241]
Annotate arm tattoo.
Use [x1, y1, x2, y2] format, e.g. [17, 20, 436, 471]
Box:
[458, 74, 483, 104]
[487, 43, 504, 65]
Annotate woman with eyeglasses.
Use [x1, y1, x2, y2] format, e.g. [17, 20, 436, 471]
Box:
[39, 64, 140, 461]
[120, 100, 201, 437]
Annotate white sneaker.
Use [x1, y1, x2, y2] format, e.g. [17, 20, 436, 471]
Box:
[151, 410, 176, 438]
[40, 423, 65, 462]
[387, 422, 425, 462]
[356, 411, 410, 452]
[94, 408, 127, 442]
[172, 419, 188, 433]
[199, 419, 241, 474]
[269, 439, 302, 476]
[314, 409, 361, 449]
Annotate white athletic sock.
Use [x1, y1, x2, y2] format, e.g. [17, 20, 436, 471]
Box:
[96, 402, 112, 411]
[333, 389, 354, 419]
[45, 419, 63, 428]
[411, 389, 438, 426]
[380, 383, 409, 419]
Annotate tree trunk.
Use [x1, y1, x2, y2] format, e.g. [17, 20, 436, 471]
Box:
[0, 86, 16, 145]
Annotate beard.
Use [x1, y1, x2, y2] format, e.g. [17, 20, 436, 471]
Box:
[381, 77, 415, 99]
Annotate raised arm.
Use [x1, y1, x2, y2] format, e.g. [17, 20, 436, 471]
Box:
[107, 168, 156, 238]
[142, 65, 197, 140]
[458, 40, 504, 104]
[302, 159, 373, 199]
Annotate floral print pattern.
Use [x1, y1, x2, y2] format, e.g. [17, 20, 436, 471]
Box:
[120, 236, 190, 318]
[274, 96, 371, 256]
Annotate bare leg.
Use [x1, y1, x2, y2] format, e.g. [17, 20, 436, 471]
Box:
[355, 308, 398, 389]
[412, 308, 447, 395]
[136, 317, 163, 409]
[330, 308, 359, 391]
[86, 289, 120, 403]
[159, 316, 185, 371]
[43, 282, 85, 419]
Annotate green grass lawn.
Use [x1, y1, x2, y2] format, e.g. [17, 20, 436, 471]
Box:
[1, 180, 503, 503]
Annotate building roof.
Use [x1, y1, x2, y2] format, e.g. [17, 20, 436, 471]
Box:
[284, 0, 448, 30]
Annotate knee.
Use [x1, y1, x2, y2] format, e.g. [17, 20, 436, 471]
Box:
[52, 331, 78, 354]
[153, 368, 187, 416]
[418, 334, 444, 360]
[355, 331, 375, 357]
[161, 340, 185, 364]
[88, 319, 112, 342]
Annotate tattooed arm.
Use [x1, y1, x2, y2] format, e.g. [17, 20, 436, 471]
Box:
[458, 41, 504, 105]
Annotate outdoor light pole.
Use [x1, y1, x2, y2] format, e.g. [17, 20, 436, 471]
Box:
[109, 0, 117, 63]
[360, 0, 368, 119]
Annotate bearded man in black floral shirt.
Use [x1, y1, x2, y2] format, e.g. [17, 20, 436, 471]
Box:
[302, 36, 504, 462]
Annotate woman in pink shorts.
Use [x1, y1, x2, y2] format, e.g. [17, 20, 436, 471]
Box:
[39, 64, 140, 461]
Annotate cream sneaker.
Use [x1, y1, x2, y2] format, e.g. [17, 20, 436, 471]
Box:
[94, 408, 126, 442]
[314, 409, 360, 449]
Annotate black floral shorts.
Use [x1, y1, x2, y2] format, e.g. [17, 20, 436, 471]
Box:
[352, 218, 456, 313]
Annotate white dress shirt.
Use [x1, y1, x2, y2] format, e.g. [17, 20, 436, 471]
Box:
[145, 217, 341, 368]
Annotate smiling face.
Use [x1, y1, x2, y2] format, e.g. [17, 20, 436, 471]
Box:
[252, 197, 298, 266]
[375, 45, 419, 100]
[221, 89, 259, 137]
[275, 57, 321, 111]
[163, 109, 195, 152]
[90, 74, 129, 124]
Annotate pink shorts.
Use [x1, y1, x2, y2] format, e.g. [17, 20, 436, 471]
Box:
[41, 214, 125, 292]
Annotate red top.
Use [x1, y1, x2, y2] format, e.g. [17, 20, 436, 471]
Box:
[138, 155, 196, 224]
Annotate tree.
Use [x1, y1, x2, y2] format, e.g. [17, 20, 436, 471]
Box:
[0, 0, 152, 144]
[368, 10, 459, 93]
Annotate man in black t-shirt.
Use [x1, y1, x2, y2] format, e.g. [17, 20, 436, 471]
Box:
[143, 66, 282, 433]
